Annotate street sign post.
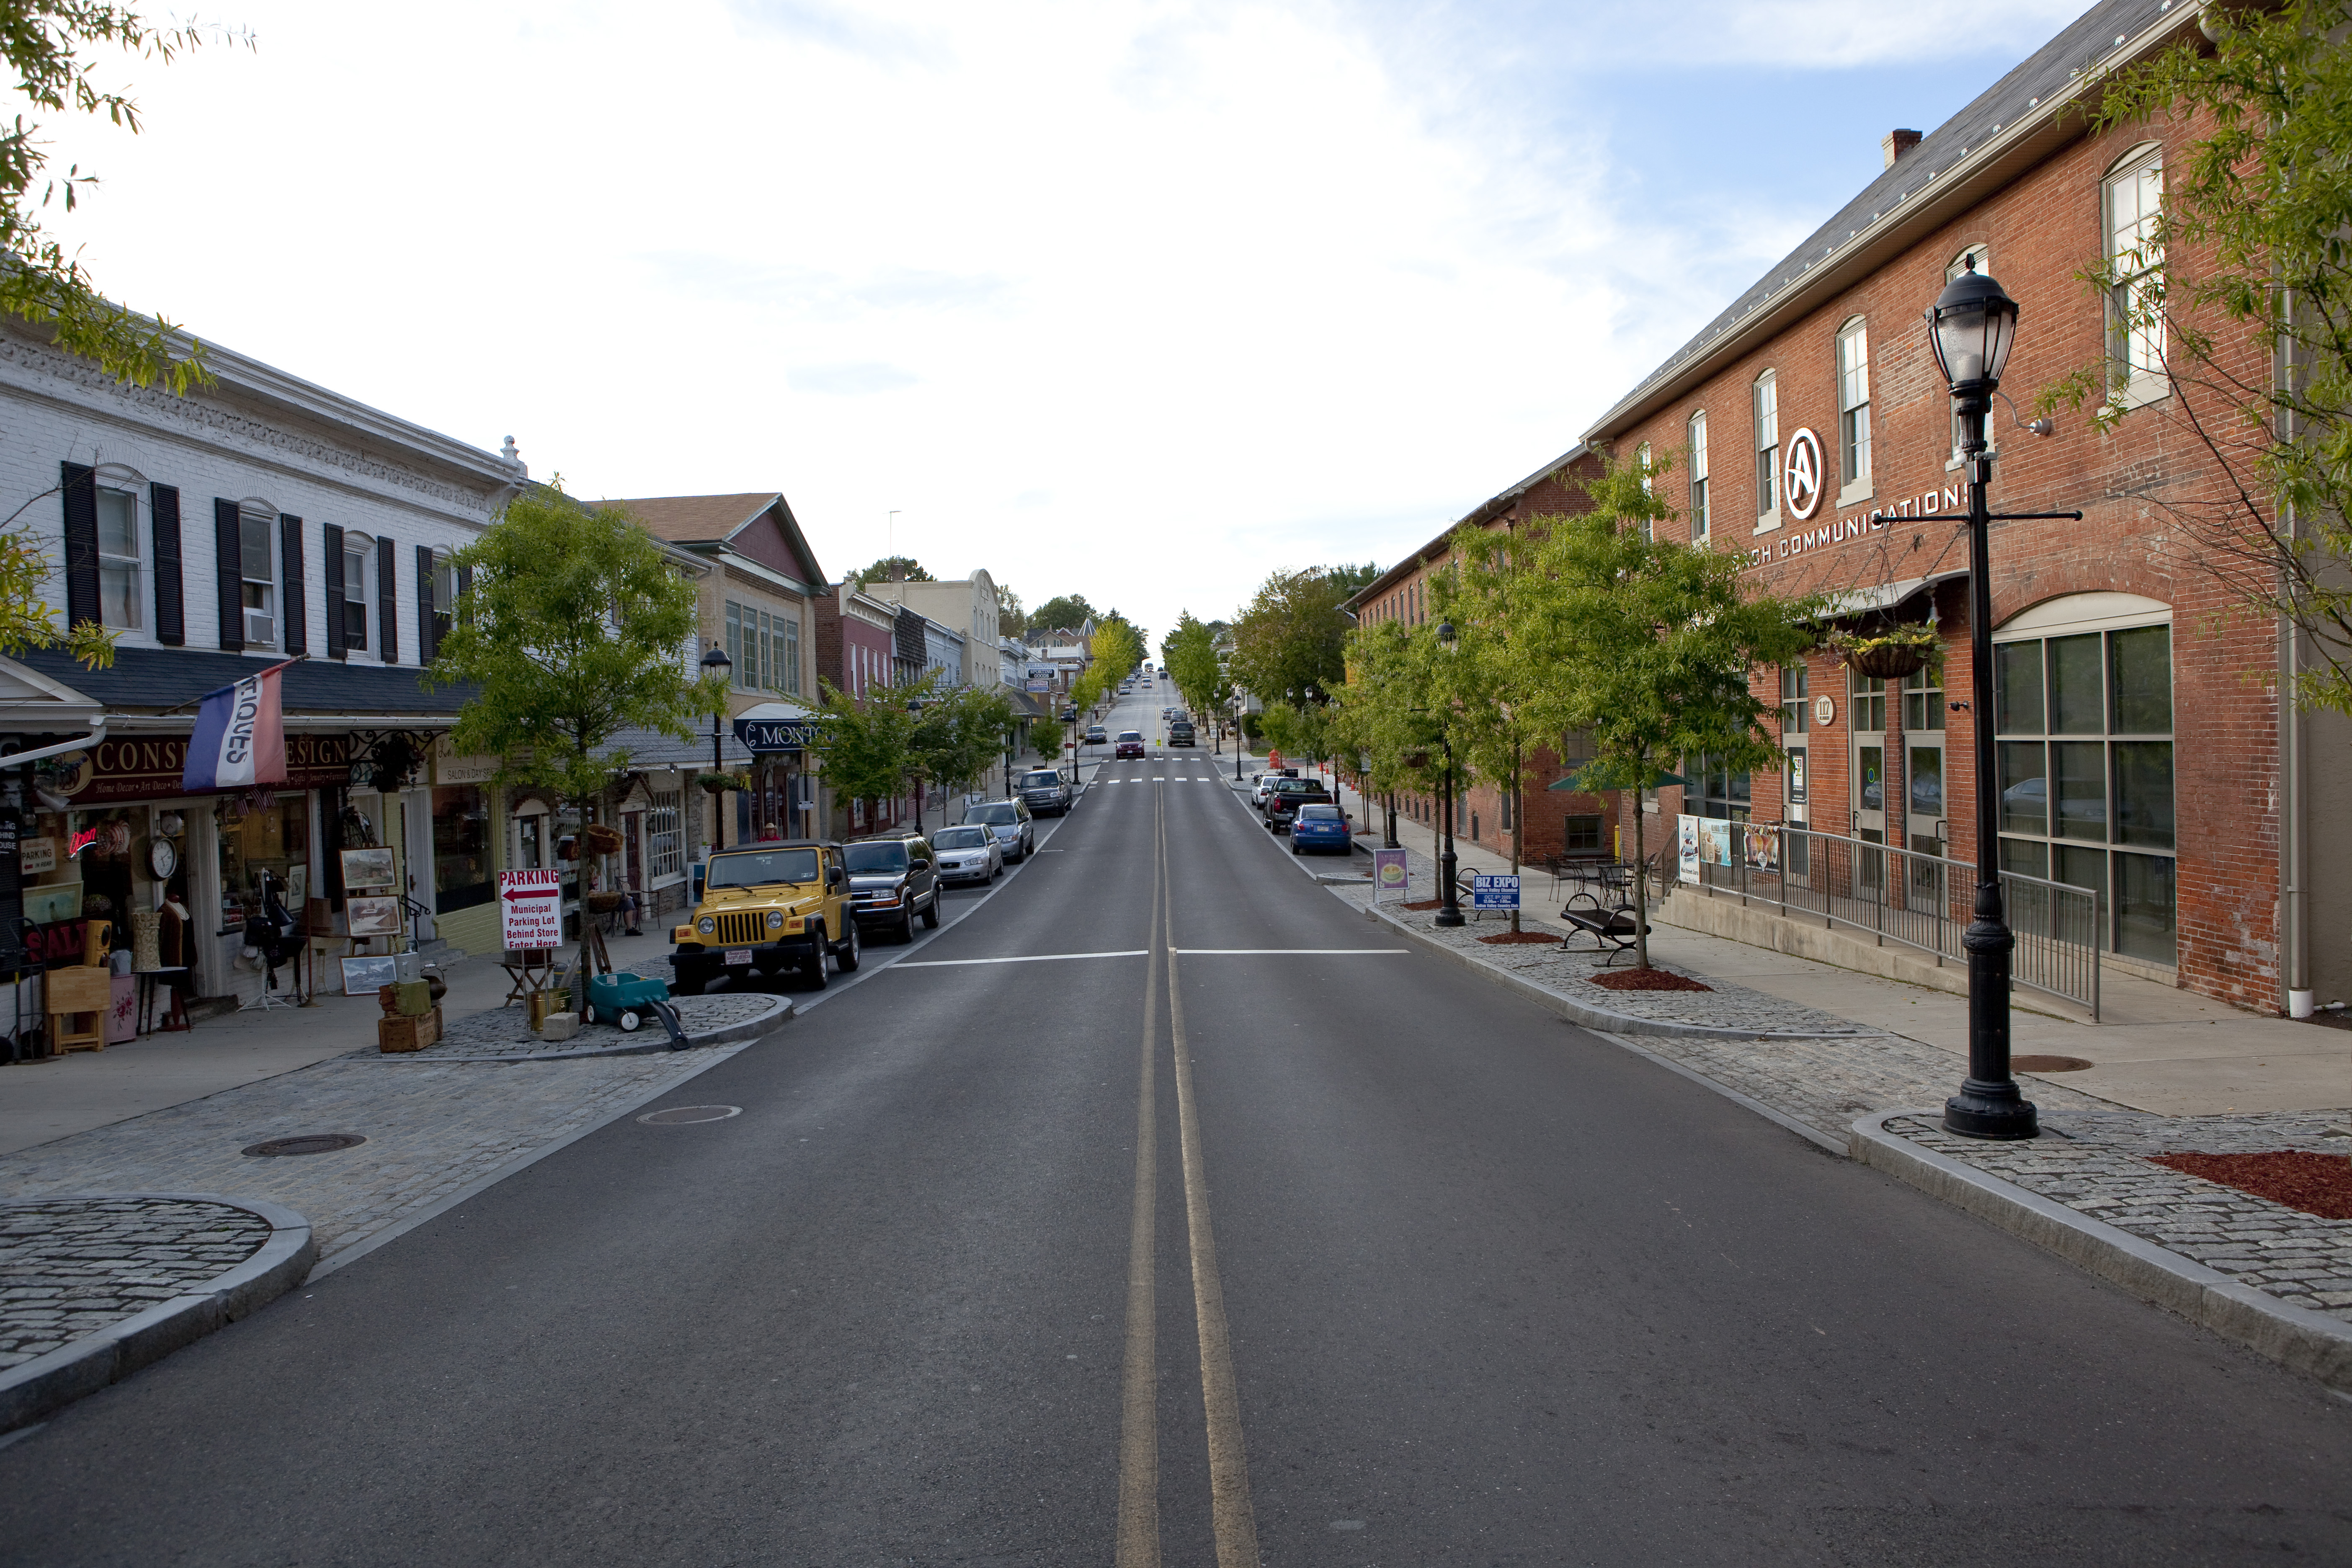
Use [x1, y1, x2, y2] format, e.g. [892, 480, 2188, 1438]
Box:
[1471, 873, 1520, 912]
[499, 868, 563, 949]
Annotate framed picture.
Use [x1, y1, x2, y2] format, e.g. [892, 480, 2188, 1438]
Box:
[340, 847, 397, 891]
[340, 953, 399, 995]
[344, 895, 402, 938]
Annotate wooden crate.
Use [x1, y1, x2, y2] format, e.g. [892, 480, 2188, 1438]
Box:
[377, 1006, 442, 1053]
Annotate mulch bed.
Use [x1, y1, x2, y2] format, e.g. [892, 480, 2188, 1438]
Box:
[1478, 931, 1563, 945]
[2146, 1150, 2352, 1220]
[1583, 967, 1713, 993]
[1402, 899, 1443, 911]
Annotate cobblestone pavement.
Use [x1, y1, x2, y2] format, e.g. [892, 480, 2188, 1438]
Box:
[400, 991, 780, 1060]
[1893, 1112, 2352, 1325]
[0, 1045, 760, 1266]
[0, 1197, 274, 1369]
[1335, 877, 1878, 1034]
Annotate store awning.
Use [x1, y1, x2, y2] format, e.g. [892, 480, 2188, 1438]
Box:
[1820, 569, 1968, 620]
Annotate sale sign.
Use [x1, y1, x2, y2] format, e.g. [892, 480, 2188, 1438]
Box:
[499, 868, 563, 949]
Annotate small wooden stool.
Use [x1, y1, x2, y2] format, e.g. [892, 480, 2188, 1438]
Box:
[46, 966, 113, 1054]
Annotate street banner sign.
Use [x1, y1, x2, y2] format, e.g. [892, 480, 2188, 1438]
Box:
[1372, 848, 1408, 901]
[1472, 873, 1520, 911]
[499, 868, 563, 949]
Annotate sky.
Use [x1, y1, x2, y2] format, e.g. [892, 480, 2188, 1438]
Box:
[30, 0, 2097, 649]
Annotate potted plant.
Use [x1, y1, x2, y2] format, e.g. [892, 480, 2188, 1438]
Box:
[1833, 624, 1939, 680]
[581, 823, 624, 856]
[695, 770, 749, 796]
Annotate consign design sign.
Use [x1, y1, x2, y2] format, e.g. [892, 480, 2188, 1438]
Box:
[51, 734, 357, 803]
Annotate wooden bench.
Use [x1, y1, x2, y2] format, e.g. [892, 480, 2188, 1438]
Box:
[1558, 890, 1646, 965]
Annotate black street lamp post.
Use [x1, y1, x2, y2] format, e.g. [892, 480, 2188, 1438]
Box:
[1926, 258, 2079, 1141]
[701, 643, 732, 853]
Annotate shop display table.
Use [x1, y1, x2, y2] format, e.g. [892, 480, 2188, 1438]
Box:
[133, 967, 190, 1034]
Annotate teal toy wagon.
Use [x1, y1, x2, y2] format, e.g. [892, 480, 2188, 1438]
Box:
[586, 970, 673, 1033]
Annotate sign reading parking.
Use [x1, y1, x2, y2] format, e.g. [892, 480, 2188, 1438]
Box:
[500, 868, 563, 949]
[1471, 873, 1520, 911]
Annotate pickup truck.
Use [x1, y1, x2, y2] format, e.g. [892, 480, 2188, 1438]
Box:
[1262, 777, 1332, 833]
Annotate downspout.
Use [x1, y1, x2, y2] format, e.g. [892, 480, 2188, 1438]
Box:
[2279, 276, 2312, 1017]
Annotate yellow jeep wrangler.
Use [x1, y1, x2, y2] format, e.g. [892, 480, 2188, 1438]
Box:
[671, 841, 861, 992]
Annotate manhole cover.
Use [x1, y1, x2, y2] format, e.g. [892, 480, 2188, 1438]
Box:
[637, 1105, 742, 1126]
[242, 1133, 368, 1157]
[2014, 1055, 2094, 1073]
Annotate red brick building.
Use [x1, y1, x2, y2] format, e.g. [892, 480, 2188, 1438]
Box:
[1380, 0, 2345, 1012]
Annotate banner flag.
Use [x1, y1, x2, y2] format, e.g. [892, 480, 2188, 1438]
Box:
[181, 660, 295, 792]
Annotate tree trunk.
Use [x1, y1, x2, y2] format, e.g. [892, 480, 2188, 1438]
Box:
[1509, 743, 1523, 934]
[1632, 794, 1650, 970]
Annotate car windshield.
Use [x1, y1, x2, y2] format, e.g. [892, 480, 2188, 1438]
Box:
[1117, 731, 1142, 742]
[707, 848, 820, 887]
[1297, 804, 1341, 820]
[934, 827, 990, 849]
[842, 841, 909, 873]
[1274, 779, 1320, 794]
[967, 804, 1019, 825]
[1018, 772, 1062, 789]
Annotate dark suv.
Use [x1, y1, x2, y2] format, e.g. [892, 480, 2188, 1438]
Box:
[1016, 767, 1074, 816]
[844, 834, 941, 942]
[1263, 777, 1332, 832]
[1167, 720, 1195, 746]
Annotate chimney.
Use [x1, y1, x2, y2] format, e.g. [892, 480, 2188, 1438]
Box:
[1882, 129, 1922, 169]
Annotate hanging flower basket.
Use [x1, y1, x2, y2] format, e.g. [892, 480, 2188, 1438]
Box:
[585, 891, 625, 913]
[1835, 627, 1939, 680]
[696, 771, 749, 795]
[581, 823, 624, 856]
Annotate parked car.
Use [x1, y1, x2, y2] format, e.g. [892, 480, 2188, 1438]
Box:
[930, 825, 1003, 885]
[963, 798, 1035, 861]
[843, 833, 941, 941]
[671, 841, 860, 993]
[1168, 720, 1195, 746]
[1115, 730, 1146, 759]
[1061, 706, 1079, 723]
[1263, 777, 1332, 832]
[1289, 802, 1351, 855]
[1085, 724, 1107, 745]
[1016, 767, 1074, 816]
[1162, 707, 1176, 721]
[1251, 767, 1299, 805]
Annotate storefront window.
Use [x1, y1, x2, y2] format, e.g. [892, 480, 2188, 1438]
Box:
[219, 794, 309, 913]
[1995, 613, 2174, 964]
[432, 786, 493, 912]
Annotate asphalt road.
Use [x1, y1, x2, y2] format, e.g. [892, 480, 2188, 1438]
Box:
[2, 684, 2347, 1565]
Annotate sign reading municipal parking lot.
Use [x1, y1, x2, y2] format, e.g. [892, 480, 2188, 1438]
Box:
[1471, 873, 1520, 911]
[499, 868, 563, 949]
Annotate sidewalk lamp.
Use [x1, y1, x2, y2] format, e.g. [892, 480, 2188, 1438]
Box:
[1926, 257, 2076, 1141]
[1433, 622, 1463, 928]
[701, 643, 732, 852]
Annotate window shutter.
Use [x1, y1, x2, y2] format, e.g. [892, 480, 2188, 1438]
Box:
[415, 544, 436, 663]
[456, 563, 471, 626]
[215, 499, 244, 652]
[377, 536, 398, 663]
[151, 484, 183, 645]
[280, 515, 307, 655]
[60, 463, 98, 632]
[322, 524, 346, 660]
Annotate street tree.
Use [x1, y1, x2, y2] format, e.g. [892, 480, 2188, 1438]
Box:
[995, 583, 1026, 639]
[1331, 618, 1450, 833]
[2036, 0, 2352, 714]
[805, 675, 928, 830]
[1029, 593, 1098, 634]
[1160, 612, 1232, 726]
[852, 555, 931, 585]
[912, 680, 1016, 801]
[1510, 458, 1822, 967]
[429, 486, 722, 940]
[1227, 565, 1372, 708]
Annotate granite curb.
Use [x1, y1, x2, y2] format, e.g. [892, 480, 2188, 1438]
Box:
[1352, 897, 1863, 1041]
[0, 1191, 315, 1434]
[392, 995, 793, 1064]
[1850, 1112, 2352, 1391]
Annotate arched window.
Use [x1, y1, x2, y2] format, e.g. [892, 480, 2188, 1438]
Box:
[1752, 371, 1779, 527]
[1993, 591, 2175, 966]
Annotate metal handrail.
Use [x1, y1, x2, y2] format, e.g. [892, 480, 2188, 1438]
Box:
[1675, 820, 2100, 1018]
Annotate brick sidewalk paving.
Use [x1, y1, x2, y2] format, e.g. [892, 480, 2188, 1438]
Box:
[0, 1198, 273, 1371]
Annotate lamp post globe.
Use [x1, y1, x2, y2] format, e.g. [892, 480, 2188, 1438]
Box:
[1433, 621, 1464, 928]
[1926, 261, 2038, 1141]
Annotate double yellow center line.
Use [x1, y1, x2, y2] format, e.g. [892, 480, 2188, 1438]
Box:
[1115, 783, 1261, 1567]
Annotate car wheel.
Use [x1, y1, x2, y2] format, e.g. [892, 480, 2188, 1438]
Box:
[836, 921, 861, 972]
[921, 892, 941, 928]
[1290, 838, 1301, 855]
[895, 907, 916, 943]
[804, 924, 828, 989]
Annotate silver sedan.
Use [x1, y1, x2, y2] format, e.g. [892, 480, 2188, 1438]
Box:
[929, 824, 1004, 885]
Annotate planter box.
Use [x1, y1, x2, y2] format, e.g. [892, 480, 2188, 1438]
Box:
[377, 1007, 442, 1053]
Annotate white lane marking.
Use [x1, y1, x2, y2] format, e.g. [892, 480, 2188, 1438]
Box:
[892, 949, 1150, 968]
[1170, 948, 1408, 955]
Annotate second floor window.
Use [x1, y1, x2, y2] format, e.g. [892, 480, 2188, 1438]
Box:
[97, 485, 139, 629]
[2106, 145, 2165, 394]
[1688, 412, 1709, 540]
[240, 506, 276, 648]
[344, 542, 369, 651]
[1836, 318, 1871, 489]
[1753, 372, 1778, 524]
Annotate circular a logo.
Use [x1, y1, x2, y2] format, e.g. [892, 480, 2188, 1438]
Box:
[1784, 428, 1824, 520]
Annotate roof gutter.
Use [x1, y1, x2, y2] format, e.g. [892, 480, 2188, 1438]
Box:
[1581, 3, 2206, 445]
